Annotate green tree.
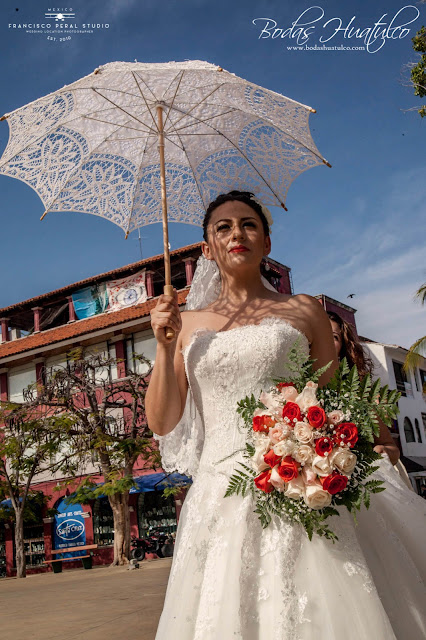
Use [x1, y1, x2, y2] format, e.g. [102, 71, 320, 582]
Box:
[410, 25, 426, 117]
[404, 282, 426, 377]
[26, 349, 160, 567]
[0, 405, 76, 578]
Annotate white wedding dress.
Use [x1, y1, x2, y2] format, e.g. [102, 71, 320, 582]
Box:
[155, 318, 426, 640]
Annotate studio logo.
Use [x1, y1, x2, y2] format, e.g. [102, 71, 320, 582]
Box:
[8, 6, 110, 43]
[45, 9, 75, 21]
[252, 5, 421, 54]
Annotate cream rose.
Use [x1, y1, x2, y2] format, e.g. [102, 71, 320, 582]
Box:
[327, 410, 344, 426]
[301, 465, 318, 485]
[295, 381, 319, 413]
[304, 482, 332, 509]
[311, 454, 333, 477]
[294, 444, 314, 465]
[329, 448, 357, 475]
[259, 390, 282, 416]
[270, 466, 285, 492]
[284, 475, 306, 499]
[273, 440, 296, 457]
[251, 440, 270, 473]
[293, 421, 314, 444]
[280, 386, 298, 402]
[269, 425, 285, 444]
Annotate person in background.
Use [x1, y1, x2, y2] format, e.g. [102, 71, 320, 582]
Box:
[328, 311, 412, 478]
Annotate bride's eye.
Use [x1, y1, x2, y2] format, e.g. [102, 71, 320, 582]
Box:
[216, 223, 230, 232]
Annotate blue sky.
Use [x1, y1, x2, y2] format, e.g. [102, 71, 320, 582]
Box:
[0, 0, 425, 348]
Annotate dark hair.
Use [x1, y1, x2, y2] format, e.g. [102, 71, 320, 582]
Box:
[203, 191, 270, 241]
[327, 311, 374, 379]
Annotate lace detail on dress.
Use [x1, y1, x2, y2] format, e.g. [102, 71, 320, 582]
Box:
[155, 318, 425, 640]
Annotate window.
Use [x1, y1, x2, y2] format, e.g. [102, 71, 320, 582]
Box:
[8, 364, 37, 402]
[403, 417, 416, 443]
[420, 370, 426, 394]
[93, 498, 114, 547]
[392, 361, 408, 396]
[126, 331, 156, 375]
[137, 491, 177, 538]
[414, 419, 422, 442]
[413, 370, 420, 392]
[422, 413, 426, 434]
[84, 341, 117, 383]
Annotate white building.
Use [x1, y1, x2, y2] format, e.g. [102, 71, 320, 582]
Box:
[362, 339, 426, 494]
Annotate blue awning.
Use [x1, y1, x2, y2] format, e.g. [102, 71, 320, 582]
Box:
[0, 473, 191, 508]
[130, 472, 191, 493]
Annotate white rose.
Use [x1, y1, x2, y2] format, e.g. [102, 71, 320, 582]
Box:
[273, 440, 296, 457]
[259, 390, 282, 417]
[251, 441, 270, 473]
[329, 448, 357, 475]
[294, 444, 314, 465]
[311, 454, 333, 477]
[295, 381, 319, 413]
[293, 421, 314, 444]
[301, 465, 318, 485]
[304, 482, 332, 509]
[252, 432, 269, 447]
[270, 466, 285, 492]
[284, 475, 306, 499]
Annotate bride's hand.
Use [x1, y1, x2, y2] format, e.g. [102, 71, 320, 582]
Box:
[150, 289, 182, 344]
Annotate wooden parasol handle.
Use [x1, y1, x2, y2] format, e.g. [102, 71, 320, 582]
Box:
[157, 105, 175, 341]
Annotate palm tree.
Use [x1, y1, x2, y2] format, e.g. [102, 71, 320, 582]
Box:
[404, 283, 426, 381]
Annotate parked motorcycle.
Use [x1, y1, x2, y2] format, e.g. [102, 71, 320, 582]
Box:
[131, 530, 174, 561]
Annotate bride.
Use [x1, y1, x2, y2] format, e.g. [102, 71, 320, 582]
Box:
[145, 191, 426, 640]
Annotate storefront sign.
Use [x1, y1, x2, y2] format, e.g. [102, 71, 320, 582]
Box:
[53, 498, 86, 557]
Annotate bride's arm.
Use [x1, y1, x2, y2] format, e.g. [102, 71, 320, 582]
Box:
[145, 291, 188, 436]
[296, 294, 338, 387]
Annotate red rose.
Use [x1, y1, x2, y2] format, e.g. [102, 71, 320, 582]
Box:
[276, 382, 296, 391]
[254, 469, 274, 493]
[282, 402, 302, 424]
[320, 471, 348, 495]
[334, 423, 358, 447]
[263, 449, 282, 469]
[307, 406, 326, 429]
[277, 455, 300, 482]
[253, 415, 276, 433]
[315, 437, 333, 457]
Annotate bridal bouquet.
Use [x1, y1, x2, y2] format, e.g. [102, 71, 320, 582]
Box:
[224, 342, 400, 541]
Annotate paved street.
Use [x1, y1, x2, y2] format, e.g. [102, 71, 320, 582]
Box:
[0, 558, 172, 640]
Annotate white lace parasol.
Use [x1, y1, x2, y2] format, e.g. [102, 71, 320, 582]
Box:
[0, 60, 329, 235]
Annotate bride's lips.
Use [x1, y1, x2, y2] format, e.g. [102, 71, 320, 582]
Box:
[229, 245, 249, 253]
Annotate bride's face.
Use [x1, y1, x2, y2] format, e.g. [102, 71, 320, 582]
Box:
[202, 200, 271, 274]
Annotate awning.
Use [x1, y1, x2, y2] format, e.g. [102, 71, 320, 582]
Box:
[129, 472, 191, 493]
[0, 472, 192, 508]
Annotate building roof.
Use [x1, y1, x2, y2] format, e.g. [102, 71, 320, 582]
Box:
[0, 242, 202, 315]
[0, 289, 189, 360]
[315, 294, 357, 314]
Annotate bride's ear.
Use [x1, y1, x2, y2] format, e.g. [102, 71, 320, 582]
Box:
[263, 235, 272, 257]
[201, 241, 214, 261]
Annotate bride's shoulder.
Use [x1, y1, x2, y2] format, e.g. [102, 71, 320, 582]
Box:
[269, 291, 324, 312]
[179, 309, 212, 347]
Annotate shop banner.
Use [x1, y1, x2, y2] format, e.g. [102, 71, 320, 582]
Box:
[54, 498, 86, 558]
[71, 283, 109, 320]
[106, 269, 147, 312]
